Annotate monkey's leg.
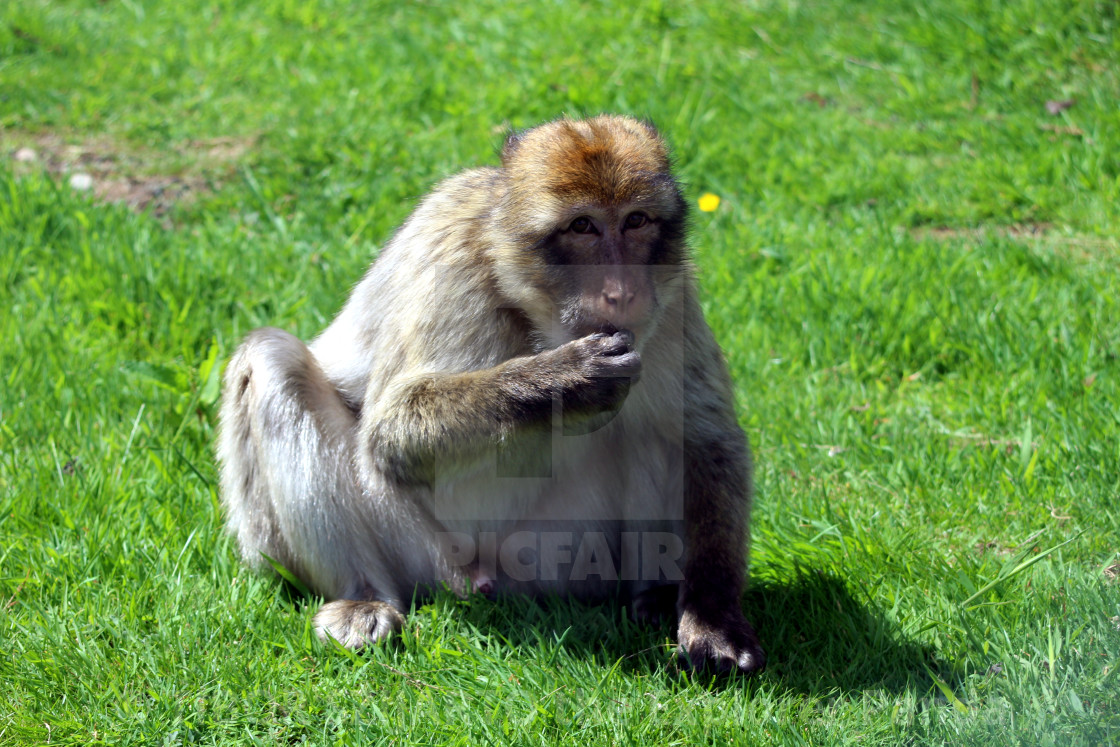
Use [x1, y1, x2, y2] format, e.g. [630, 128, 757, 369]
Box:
[676, 437, 767, 675]
[218, 328, 408, 647]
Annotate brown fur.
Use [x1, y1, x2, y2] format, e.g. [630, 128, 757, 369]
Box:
[217, 115, 765, 675]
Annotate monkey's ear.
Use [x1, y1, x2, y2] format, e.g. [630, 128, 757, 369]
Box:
[500, 130, 525, 165]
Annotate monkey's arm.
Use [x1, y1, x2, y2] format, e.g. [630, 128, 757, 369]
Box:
[364, 330, 639, 486]
[675, 300, 766, 675]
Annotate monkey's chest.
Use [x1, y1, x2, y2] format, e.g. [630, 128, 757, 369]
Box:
[430, 427, 682, 525]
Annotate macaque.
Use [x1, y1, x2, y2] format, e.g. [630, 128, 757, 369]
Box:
[217, 115, 765, 674]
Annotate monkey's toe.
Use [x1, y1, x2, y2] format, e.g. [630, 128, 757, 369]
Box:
[677, 610, 766, 677]
[313, 600, 404, 649]
[677, 635, 767, 676]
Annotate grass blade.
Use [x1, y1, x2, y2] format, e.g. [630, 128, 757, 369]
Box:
[260, 551, 312, 599]
[962, 532, 1083, 608]
[926, 665, 969, 714]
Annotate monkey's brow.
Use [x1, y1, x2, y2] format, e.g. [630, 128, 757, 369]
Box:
[563, 176, 680, 210]
[628, 170, 680, 191]
[557, 196, 671, 219]
[546, 170, 680, 205]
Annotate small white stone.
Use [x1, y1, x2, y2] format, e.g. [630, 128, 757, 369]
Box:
[13, 147, 37, 162]
[69, 173, 94, 191]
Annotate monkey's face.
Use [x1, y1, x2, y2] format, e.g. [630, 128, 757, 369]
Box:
[492, 115, 689, 348]
[545, 206, 672, 340]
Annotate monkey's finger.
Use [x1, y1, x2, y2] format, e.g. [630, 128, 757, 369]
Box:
[594, 331, 636, 357]
[595, 349, 641, 378]
[613, 350, 642, 377]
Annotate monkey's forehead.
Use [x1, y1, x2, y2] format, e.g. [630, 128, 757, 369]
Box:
[509, 144, 678, 208]
[542, 165, 680, 205]
[512, 163, 682, 219]
[507, 116, 671, 184]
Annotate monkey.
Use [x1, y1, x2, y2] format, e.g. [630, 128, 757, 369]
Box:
[216, 114, 766, 675]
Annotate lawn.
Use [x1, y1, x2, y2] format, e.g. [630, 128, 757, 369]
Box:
[2, 0, 1119, 743]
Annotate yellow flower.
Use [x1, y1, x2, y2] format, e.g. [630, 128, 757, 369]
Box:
[698, 193, 721, 212]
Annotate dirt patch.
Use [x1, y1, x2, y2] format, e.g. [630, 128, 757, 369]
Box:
[911, 223, 1118, 260]
[912, 223, 1055, 242]
[1106, 561, 1120, 582]
[4, 131, 256, 216]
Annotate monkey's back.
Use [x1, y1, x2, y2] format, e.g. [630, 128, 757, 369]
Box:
[311, 167, 513, 407]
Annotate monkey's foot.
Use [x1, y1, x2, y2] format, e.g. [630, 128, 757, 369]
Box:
[472, 574, 496, 596]
[313, 600, 405, 649]
[441, 566, 495, 599]
[676, 609, 766, 676]
[630, 584, 678, 627]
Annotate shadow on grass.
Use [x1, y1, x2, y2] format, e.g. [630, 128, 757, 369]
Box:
[273, 563, 944, 697]
[740, 571, 942, 695]
[447, 569, 941, 697]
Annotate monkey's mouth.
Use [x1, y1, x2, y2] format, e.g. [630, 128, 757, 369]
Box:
[558, 309, 647, 346]
[577, 319, 638, 340]
[560, 315, 617, 340]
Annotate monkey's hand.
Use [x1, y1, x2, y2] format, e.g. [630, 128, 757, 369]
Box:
[313, 600, 405, 649]
[548, 329, 641, 414]
[676, 606, 767, 676]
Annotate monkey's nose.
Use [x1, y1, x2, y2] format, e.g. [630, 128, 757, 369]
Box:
[602, 288, 636, 313]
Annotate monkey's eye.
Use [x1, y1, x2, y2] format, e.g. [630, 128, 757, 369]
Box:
[569, 216, 595, 234]
[624, 212, 648, 229]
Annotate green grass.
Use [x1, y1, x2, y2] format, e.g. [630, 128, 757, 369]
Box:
[2, 0, 1119, 743]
